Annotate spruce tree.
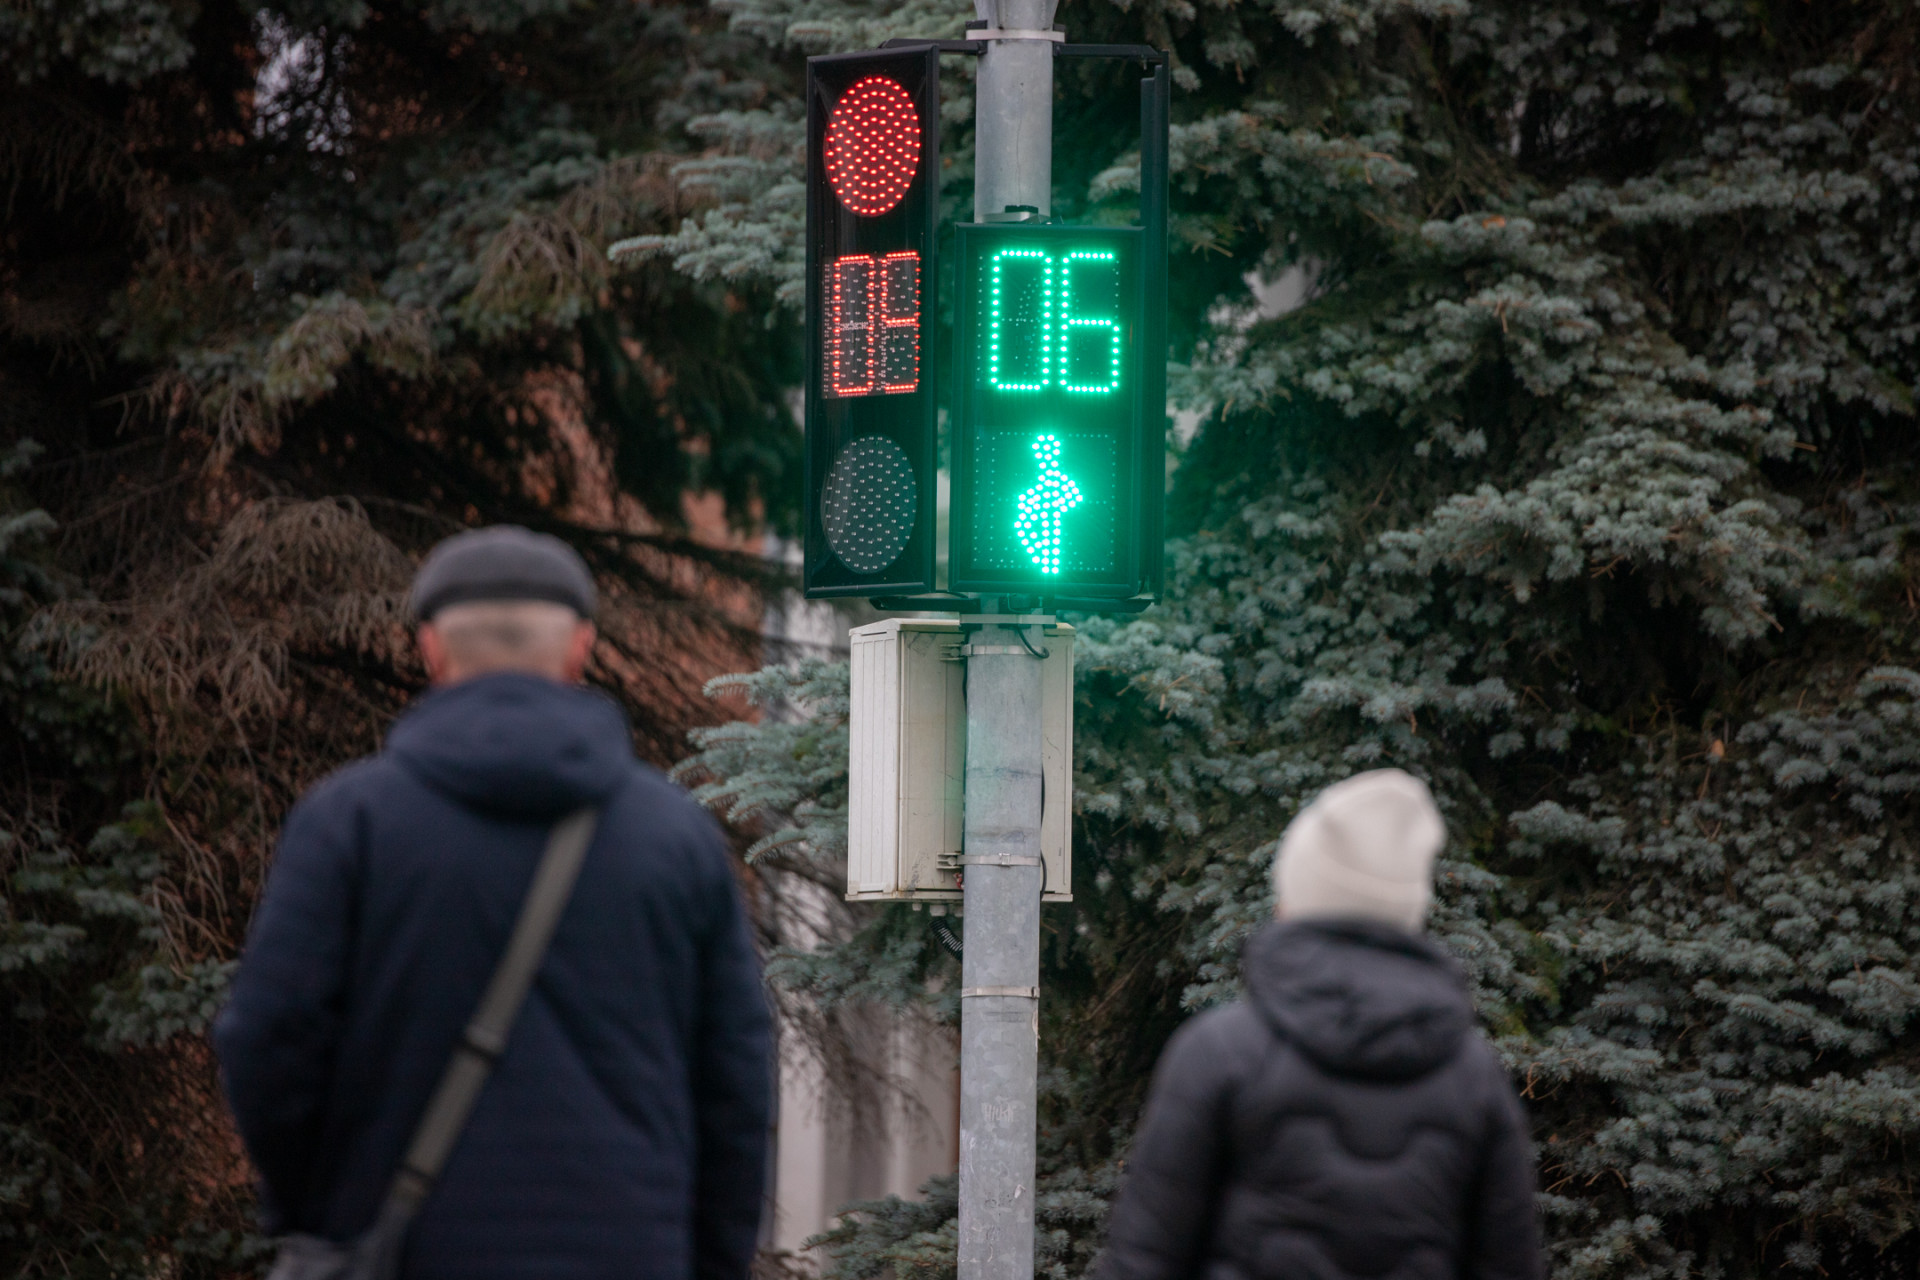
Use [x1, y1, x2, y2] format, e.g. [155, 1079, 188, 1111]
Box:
[667, 2, 1920, 1278]
[2, 2, 801, 1272]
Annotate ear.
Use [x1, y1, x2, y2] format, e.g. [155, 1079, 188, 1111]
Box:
[418, 624, 454, 686]
[562, 621, 597, 683]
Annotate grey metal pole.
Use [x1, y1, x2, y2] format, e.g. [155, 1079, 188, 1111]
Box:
[959, 4, 1056, 1279]
[957, 637, 1044, 1280]
[972, 0, 1056, 223]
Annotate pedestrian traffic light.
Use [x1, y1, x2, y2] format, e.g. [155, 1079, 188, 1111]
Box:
[950, 224, 1147, 598]
[802, 46, 940, 598]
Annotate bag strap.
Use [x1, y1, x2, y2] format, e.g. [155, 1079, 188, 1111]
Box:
[381, 806, 600, 1216]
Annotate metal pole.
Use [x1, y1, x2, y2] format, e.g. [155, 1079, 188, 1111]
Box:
[960, 4, 1055, 1278]
[972, 0, 1056, 223]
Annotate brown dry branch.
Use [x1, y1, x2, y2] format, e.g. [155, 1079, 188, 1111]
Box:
[559, 154, 683, 247]
[23, 497, 421, 955]
[464, 210, 607, 331]
[0, 95, 155, 220]
[265, 296, 436, 409]
[32, 497, 416, 731]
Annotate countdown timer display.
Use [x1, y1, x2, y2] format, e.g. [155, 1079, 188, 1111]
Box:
[802, 46, 938, 598]
[952, 224, 1145, 596]
[826, 249, 920, 397]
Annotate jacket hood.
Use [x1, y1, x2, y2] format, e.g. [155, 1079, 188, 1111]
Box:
[387, 672, 634, 820]
[1242, 919, 1474, 1082]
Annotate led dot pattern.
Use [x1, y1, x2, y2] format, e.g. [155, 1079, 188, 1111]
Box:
[952, 224, 1141, 594]
[821, 436, 917, 573]
[827, 250, 920, 397]
[1060, 251, 1122, 394]
[988, 249, 1052, 391]
[1014, 433, 1084, 575]
[964, 427, 1122, 580]
[824, 76, 921, 217]
[985, 248, 1121, 394]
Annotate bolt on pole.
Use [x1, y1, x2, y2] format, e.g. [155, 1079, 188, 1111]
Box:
[959, 3, 1056, 1279]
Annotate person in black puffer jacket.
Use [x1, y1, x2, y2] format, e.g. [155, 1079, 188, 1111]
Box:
[1096, 769, 1545, 1280]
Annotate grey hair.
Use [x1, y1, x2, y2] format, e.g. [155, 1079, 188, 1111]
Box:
[428, 600, 583, 671]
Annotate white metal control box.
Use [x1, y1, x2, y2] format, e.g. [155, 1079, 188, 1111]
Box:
[846, 618, 1072, 902]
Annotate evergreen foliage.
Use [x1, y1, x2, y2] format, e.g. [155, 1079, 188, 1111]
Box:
[0, 444, 257, 1275]
[669, 2, 1920, 1277]
[2, 2, 804, 1273]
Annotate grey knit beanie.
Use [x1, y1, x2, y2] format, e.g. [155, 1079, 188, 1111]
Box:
[1272, 769, 1445, 932]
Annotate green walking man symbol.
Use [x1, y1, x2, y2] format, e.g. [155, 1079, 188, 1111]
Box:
[1014, 433, 1082, 575]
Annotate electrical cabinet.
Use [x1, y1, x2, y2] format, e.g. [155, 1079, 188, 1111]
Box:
[846, 618, 1072, 902]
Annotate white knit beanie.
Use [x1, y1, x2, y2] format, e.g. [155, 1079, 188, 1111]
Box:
[1272, 769, 1446, 932]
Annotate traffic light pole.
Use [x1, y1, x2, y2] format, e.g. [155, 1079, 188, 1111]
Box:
[959, 4, 1056, 1279]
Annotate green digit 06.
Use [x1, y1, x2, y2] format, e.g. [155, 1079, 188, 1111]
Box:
[985, 247, 1119, 394]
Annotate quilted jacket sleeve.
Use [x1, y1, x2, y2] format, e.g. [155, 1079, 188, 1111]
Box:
[1463, 1048, 1548, 1280]
[213, 779, 360, 1233]
[1096, 1010, 1240, 1280]
[689, 821, 774, 1280]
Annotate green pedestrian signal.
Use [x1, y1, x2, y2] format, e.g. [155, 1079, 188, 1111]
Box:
[952, 224, 1147, 599]
[1015, 434, 1083, 574]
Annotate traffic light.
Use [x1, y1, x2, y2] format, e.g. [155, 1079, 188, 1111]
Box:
[950, 224, 1147, 598]
[802, 46, 940, 598]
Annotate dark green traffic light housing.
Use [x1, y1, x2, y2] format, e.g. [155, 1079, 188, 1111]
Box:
[943, 53, 1167, 608]
[801, 45, 940, 599]
[804, 41, 1168, 610]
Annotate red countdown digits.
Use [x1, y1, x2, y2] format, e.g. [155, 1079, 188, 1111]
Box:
[823, 76, 920, 217]
[827, 251, 921, 397]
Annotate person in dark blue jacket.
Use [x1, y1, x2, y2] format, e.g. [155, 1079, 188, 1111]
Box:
[215, 526, 773, 1280]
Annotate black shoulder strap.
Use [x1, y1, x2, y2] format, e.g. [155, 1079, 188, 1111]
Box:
[374, 807, 600, 1221]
